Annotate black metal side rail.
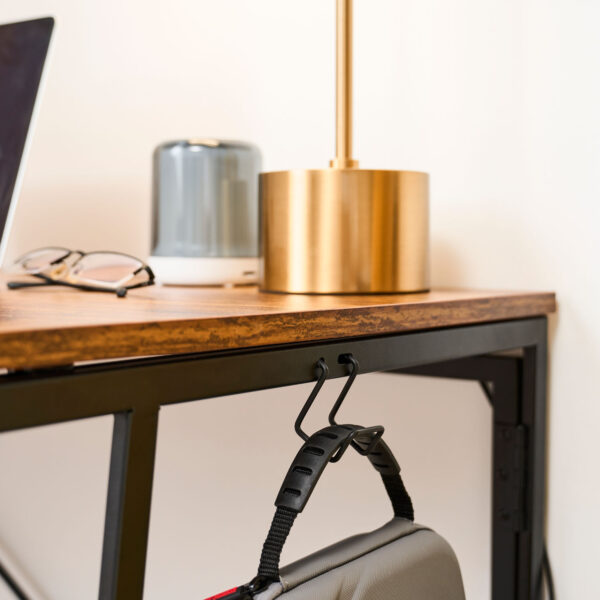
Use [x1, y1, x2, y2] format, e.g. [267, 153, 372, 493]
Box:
[0, 317, 548, 600]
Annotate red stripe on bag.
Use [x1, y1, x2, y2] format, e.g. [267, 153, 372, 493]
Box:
[203, 588, 239, 600]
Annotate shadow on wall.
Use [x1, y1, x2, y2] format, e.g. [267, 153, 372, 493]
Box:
[6, 182, 149, 267]
[430, 205, 557, 291]
[430, 238, 465, 288]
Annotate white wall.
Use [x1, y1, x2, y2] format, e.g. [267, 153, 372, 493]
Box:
[0, 1, 598, 598]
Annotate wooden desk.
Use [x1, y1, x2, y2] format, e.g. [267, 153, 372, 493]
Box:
[0, 283, 554, 370]
[0, 284, 555, 600]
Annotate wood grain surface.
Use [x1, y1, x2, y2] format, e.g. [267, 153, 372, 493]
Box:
[0, 278, 556, 370]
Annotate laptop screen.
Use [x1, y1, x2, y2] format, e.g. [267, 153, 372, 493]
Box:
[0, 17, 53, 256]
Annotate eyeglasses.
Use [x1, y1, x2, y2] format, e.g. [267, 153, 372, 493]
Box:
[7, 247, 155, 297]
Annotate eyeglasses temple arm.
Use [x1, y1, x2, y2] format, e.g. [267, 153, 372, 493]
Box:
[7, 280, 56, 290]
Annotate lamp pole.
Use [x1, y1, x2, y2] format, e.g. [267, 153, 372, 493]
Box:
[331, 0, 358, 169]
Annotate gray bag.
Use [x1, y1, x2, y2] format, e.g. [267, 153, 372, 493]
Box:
[206, 424, 465, 600]
[257, 518, 465, 600]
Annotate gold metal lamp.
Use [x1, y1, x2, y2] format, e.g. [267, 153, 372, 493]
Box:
[260, 0, 429, 294]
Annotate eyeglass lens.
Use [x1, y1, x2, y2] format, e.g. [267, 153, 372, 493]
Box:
[19, 247, 71, 273]
[70, 252, 147, 285]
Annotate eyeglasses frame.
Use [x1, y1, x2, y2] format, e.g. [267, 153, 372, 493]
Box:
[7, 248, 155, 297]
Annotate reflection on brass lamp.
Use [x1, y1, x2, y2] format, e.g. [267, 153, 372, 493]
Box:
[260, 0, 429, 294]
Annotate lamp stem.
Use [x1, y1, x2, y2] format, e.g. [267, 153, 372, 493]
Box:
[331, 0, 358, 169]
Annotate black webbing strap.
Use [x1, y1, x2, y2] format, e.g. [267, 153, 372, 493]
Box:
[257, 506, 297, 580]
[383, 472, 414, 521]
[255, 425, 413, 584]
[354, 435, 414, 521]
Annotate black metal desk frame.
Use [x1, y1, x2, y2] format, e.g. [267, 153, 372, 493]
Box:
[0, 316, 548, 600]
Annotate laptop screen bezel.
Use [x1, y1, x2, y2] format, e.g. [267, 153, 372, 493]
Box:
[0, 16, 54, 266]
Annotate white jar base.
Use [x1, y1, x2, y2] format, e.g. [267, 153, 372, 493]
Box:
[148, 256, 259, 286]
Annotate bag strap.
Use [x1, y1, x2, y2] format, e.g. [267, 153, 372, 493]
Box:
[253, 424, 413, 588]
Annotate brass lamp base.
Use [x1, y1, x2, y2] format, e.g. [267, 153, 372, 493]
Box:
[259, 168, 429, 294]
[260, 1, 429, 294]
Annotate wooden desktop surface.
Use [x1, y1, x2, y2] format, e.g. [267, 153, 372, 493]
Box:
[0, 280, 556, 370]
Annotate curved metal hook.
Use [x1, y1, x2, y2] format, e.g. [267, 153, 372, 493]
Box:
[327, 354, 383, 455]
[328, 354, 359, 426]
[295, 358, 329, 441]
[295, 354, 383, 459]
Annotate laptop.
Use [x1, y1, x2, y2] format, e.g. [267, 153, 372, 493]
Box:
[0, 16, 54, 265]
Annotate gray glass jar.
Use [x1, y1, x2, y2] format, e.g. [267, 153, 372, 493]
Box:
[150, 139, 261, 285]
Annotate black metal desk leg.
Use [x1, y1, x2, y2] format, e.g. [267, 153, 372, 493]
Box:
[393, 319, 548, 600]
[519, 341, 548, 600]
[99, 408, 159, 600]
[494, 332, 547, 600]
[491, 335, 547, 599]
[491, 359, 525, 600]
